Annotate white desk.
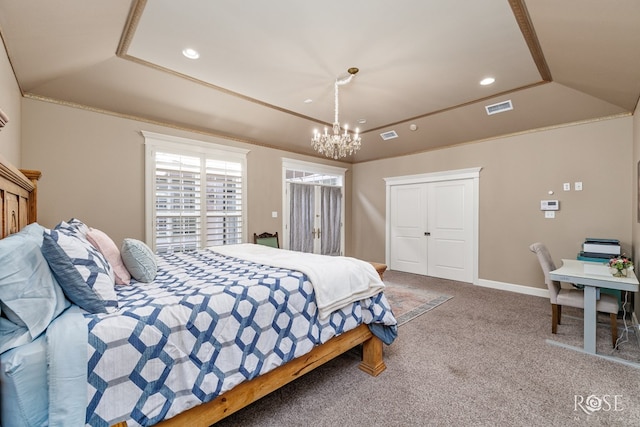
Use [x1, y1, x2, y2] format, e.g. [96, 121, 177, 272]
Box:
[549, 259, 639, 354]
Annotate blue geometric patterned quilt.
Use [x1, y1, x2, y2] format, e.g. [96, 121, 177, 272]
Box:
[83, 248, 396, 426]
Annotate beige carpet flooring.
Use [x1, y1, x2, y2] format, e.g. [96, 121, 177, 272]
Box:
[214, 271, 640, 426]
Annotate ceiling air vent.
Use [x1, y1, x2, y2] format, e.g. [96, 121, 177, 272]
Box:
[380, 130, 398, 141]
[485, 100, 513, 115]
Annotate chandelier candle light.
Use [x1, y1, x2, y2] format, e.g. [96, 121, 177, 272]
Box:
[312, 67, 362, 159]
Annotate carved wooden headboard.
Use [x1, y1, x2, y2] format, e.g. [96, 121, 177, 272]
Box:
[0, 153, 40, 239]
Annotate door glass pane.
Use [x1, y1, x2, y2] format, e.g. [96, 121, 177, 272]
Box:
[321, 186, 342, 255]
[286, 168, 343, 255]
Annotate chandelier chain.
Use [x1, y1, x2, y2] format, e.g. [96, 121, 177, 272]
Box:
[311, 72, 361, 159]
[334, 80, 339, 124]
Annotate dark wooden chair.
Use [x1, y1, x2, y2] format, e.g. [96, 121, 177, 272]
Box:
[253, 232, 279, 248]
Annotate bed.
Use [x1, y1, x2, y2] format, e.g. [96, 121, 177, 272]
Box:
[0, 154, 397, 426]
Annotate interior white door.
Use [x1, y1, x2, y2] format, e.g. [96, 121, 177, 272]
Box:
[389, 184, 428, 274]
[427, 179, 473, 282]
[388, 178, 474, 282]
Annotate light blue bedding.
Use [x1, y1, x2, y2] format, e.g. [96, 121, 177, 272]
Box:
[0, 306, 87, 427]
[0, 335, 48, 427]
[46, 305, 88, 427]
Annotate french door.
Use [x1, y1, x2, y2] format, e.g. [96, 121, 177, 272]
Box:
[282, 159, 346, 255]
[288, 183, 342, 255]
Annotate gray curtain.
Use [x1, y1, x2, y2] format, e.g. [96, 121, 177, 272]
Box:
[289, 183, 314, 252]
[321, 186, 342, 256]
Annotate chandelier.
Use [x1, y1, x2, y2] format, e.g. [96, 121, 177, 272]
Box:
[311, 67, 361, 159]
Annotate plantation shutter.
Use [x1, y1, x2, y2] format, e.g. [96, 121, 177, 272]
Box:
[205, 159, 243, 247]
[154, 152, 202, 253]
[144, 131, 248, 253]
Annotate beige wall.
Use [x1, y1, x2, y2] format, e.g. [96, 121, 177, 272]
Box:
[13, 92, 638, 295]
[0, 37, 21, 165]
[20, 98, 351, 250]
[351, 116, 633, 290]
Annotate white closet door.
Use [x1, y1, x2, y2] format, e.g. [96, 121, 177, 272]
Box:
[389, 184, 428, 274]
[427, 179, 473, 282]
[388, 178, 474, 282]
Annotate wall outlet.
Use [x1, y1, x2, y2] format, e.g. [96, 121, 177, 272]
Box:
[574, 181, 583, 191]
[563, 182, 571, 191]
[545, 211, 555, 219]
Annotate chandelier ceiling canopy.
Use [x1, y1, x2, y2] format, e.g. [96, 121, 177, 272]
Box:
[311, 67, 361, 160]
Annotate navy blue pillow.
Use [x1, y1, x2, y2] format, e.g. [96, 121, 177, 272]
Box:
[41, 231, 117, 314]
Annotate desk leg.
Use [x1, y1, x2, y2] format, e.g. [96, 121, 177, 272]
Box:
[583, 286, 597, 354]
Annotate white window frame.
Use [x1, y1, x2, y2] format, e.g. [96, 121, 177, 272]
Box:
[143, 131, 249, 251]
[281, 158, 346, 253]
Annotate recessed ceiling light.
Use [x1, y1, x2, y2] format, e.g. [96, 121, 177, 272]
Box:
[182, 48, 200, 59]
[304, 98, 313, 104]
[357, 118, 367, 124]
[480, 77, 495, 86]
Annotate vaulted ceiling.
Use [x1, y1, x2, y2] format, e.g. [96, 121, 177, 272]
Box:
[1, 0, 639, 162]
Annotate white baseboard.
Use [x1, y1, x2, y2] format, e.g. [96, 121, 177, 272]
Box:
[476, 278, 549, 298]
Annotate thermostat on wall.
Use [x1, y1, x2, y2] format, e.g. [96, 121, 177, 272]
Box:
[540, 200, 559, 211]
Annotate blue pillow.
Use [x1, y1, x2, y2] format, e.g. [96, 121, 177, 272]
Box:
[121, 238, 157, 283]
[17, 222, 45, 246]
[41, 230, 118, 314]
[0, 223, 69, 353]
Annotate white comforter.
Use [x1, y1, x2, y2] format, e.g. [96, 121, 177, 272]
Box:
[211, 244, 385, 319]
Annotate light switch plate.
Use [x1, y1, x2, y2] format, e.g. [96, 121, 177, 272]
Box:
[563, 183, 570, 191]
[545, 211, 555, 219]
[574, 181, 583, 191]
[271, 211, 278, 218]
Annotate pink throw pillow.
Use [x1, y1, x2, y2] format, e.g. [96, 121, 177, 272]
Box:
[86, 228, 131, 285]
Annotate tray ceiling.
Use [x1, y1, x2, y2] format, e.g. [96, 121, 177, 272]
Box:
[1, 0, 639, 162]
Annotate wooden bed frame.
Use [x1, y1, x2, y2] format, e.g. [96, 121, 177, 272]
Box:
[0, 154, 388, 427]
[0, 154, 40, 238]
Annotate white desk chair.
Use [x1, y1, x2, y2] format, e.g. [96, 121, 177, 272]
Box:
[529, 242, 619, 348]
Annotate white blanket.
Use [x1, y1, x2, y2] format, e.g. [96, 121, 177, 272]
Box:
[210, 244, 385, 319]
